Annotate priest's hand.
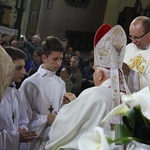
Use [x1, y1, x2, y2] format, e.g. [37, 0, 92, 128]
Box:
[18, 128, 37, 142]
[47, 113, 57, 126]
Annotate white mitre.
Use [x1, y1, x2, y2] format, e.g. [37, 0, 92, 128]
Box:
[94, 24, 129, 124]
[94, 24, 126, 69]
[0, 45, 15, 103]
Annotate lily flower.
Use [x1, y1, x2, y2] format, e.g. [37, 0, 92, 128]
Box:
[122, 85, 150, 120]
[78, 127, 111, 150]
[102, 85, 150, 126]
[101, 103, 130, 126]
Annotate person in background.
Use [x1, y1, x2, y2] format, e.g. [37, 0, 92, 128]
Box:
[9, 35, 17, 45]
[25, 50, 42, 76]
[84, 50, 94, 67]
[69, 56, 83, 96]
[63, 52, 72, 67]
[81, 57, 94, 92]
[11, 40, 20, 48]
[62, 38, 69, 51]
[19, 36, 66, 150]
[1, 33, 9, 45]
[123, 16, 150, 93]
[60, 66, 73, 92]
[23, 34, 42, 64]
[0, 46, 37, 150]
[74, 50, 84, 70]
[66, 46, 74, 56]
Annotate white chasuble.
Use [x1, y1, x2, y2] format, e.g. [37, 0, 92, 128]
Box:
[124, 43, 150, 93]
[45, 80, 114, 150]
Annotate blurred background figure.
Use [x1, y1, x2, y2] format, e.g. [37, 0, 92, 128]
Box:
[84, 50, 94, 67]
[0, 33, 9, 47]
[60, 66, 73, 92]
[63, 52, 72, 67]
[25, 50, 42, 76]
[66, 46, 74, 56]
[10, 40, 20, 48]
[9, 35, 17, 45]
[62, 38, 69, 51]
[69, 56, 82, 96]
[81, 57, 94, 92]
[23, 34, 42, 64]
[74, 50, 84, 70]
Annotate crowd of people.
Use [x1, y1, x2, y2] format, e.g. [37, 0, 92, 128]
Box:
[0, 33, 95, 94]
[0, 15, 150, 150]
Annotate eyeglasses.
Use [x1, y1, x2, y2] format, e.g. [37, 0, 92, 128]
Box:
[128, 30, 149, 41]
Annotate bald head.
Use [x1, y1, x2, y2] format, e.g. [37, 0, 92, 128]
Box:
[129, 16, 150, 49]
[131, 16, 150, 33]
[32, 35, 41, 44]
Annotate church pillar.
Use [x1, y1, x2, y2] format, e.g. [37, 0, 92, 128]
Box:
[103, 0, 121, 26]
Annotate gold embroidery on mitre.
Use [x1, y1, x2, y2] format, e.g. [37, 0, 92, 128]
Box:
[113, 27, 124, 36]
[128, 54, 147, 74]
[112, 75, 119, 107]
[95, 26, 126, 69]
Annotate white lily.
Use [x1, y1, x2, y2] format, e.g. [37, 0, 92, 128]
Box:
[122, 85, 150, 120]
[102, 85, 150, 125]
[101, 103, 130, 125]
[78, 127, 111, 150]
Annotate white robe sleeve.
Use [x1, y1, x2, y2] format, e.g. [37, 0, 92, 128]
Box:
[45, 86, 112, 150]
[0, 129, 19, 150]
[19, 81, 48, 138]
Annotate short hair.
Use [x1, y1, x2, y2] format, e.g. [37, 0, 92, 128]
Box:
[131, 16, 150, 32]
[4, 47, 26, 61]
[64, 66, 71, 75]
[1, 33, 8, 38]
[88, 57, 94, 63]
[142, 17, 150, 32]
[71, 56, 79, 64]
[33, 35, 41, 42]
[34, 50, 42, 57]
[42, 36, 65, 57]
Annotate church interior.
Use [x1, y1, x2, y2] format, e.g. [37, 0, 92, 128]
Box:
[0, 0, 150, 54]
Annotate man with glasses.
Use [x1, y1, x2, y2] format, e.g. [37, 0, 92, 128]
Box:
[124, 16, 150, 93]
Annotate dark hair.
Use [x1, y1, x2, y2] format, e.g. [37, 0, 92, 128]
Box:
[88, 57, 94, 63]
[4, 47, 26, 61]
[71, 56, 79, 63]
[34, 50, 42, 57]
[142, 18, 150, 32]
[64, 66, 71, 75]
[1, 33, 8, 38]
[42, 36, 65, 57]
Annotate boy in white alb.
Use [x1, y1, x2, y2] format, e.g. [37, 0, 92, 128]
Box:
[0, 46, 36, 150]
[19, 36, 66, 150]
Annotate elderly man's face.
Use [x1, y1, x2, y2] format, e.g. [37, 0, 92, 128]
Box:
[32, 35, 40, 44]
